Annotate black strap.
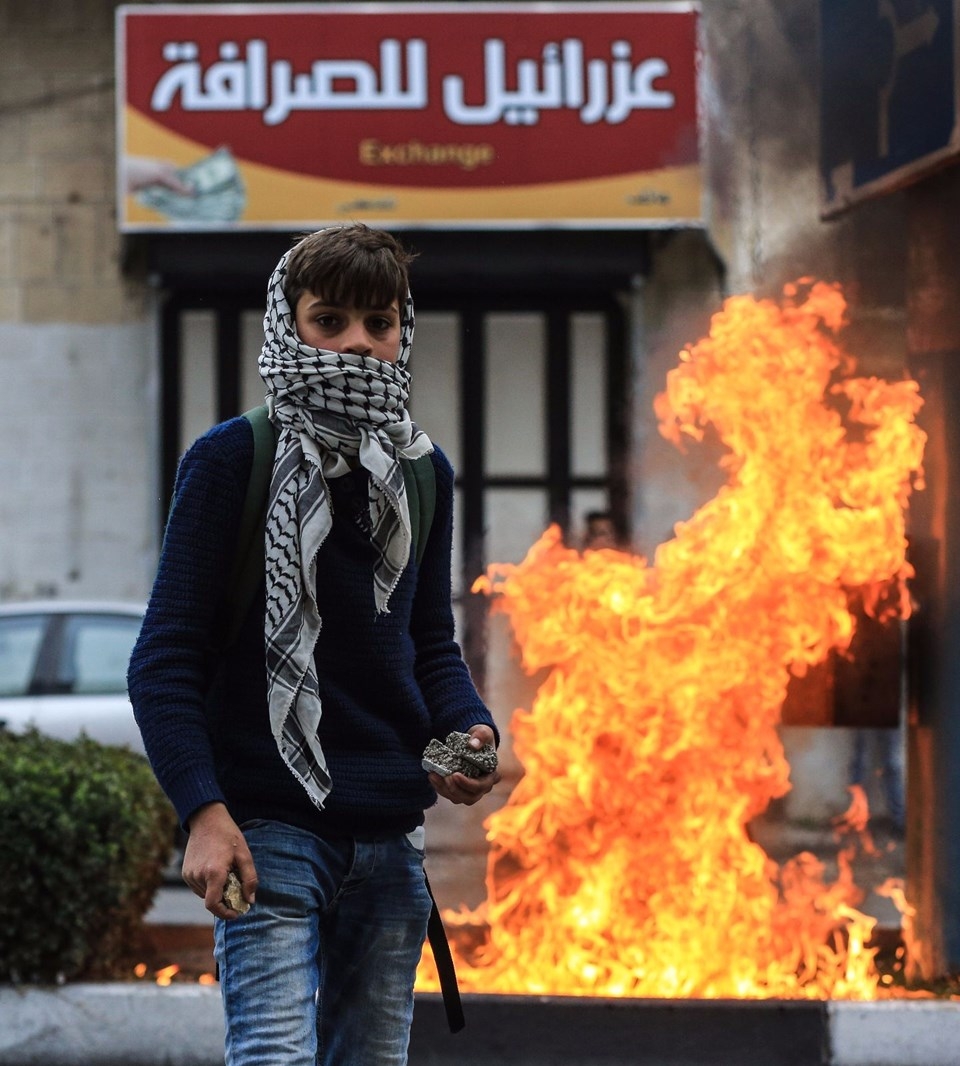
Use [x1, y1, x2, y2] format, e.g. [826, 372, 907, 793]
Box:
[424, 872, 465, 1033]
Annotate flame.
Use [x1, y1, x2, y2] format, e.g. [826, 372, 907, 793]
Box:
[154, 964, 180, 986]
[418, 281, 926, 999]
[133, 958, 216, 987]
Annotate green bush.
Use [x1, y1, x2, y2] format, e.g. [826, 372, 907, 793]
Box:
[0, 728, 178, 984]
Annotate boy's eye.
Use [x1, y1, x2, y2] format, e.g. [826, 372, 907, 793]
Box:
[369, 316, 394, 332]
[315, 314, 341, 330]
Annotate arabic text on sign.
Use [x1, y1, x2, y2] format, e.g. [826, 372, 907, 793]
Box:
[149, 37, 676, 127]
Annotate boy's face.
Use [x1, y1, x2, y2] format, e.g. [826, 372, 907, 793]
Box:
[294, 292, 402, 363]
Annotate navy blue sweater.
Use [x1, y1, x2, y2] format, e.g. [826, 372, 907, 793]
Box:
[128, 415, 496, 839]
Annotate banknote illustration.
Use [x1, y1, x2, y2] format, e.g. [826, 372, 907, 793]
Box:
[136, 146, 246, 223]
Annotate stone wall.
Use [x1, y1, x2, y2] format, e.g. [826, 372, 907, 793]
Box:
[0, 0, 156, 601]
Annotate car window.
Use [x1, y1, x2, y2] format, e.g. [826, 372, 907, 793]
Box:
[59, 614, 142, 696]
[0, 615, 47, 697]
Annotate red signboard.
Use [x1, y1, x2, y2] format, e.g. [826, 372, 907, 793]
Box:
[117, 2, 701, 230]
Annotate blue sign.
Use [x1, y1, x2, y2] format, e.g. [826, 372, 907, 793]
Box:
[820, 0, 958, 215]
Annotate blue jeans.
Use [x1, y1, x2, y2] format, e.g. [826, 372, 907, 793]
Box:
[213, 820, 433, 1066]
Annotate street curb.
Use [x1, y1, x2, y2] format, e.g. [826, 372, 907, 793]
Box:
[1, 985, 959, 1065]
[0, 984, 224, 1066]
[827, 1000, 960, 1066]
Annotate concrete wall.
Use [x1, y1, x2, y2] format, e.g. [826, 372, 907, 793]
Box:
[0, 321, 156, 601]
[0, 0, 156, 602]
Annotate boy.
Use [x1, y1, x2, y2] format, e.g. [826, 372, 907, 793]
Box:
[128, 224, 500, 1065]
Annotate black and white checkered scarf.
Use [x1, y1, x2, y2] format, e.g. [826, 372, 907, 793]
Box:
[258, 247, 433, 809]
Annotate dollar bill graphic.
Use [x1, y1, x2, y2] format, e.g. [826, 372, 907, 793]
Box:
[136, 147, 246, 224]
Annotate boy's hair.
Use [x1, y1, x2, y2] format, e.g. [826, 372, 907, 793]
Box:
[283, 223, 416, 311]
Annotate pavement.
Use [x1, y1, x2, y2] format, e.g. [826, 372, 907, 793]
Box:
[3, 819, 959, 1065]
[3, 981, 960, 1066]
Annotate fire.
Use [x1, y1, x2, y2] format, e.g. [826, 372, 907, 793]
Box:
[418, 280, 926, 999]
[134, 961, 214, 986]
[154, 964, 180, 987]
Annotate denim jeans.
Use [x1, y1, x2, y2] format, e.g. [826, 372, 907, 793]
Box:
[213, 820, 433, 1066]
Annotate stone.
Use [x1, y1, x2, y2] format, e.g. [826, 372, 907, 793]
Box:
[221, 871, 250, 914]
[422, 732, 498, 779]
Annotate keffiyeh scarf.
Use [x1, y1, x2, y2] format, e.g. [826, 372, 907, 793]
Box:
[257, 247, 433, 809]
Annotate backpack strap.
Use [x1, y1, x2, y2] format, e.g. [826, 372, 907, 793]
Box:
[221, 404, 277, 649]
[400, 453, 436, 568]
[398, 458, 461, 1028]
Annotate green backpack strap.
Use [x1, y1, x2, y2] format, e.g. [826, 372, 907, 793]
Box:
[401, 453, 436, 568]
[222, 404, 277, 649]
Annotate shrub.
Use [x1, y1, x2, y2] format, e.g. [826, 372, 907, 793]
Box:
[0, 728, 178, 984]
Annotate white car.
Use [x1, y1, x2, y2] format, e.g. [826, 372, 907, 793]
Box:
[0, 600, 146, 754]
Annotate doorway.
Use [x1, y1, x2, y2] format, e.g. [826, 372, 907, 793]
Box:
[159, 287, 630, 691]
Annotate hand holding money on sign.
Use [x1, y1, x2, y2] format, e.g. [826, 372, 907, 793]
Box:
[130, 146, 246, 224]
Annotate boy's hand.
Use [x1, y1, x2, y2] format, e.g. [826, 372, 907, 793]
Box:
[429, 725, 501, 806]
[182, 802, 258, 918]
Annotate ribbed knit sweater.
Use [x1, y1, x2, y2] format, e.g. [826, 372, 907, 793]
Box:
[127, 415, 496, 839]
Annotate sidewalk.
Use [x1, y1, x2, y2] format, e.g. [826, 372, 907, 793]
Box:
[2, 983, 959, 1066]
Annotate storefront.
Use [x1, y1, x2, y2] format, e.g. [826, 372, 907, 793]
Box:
[118, 0, 704, 679]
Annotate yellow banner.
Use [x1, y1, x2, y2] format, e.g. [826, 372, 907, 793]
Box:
[123, 106, 701, 229]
